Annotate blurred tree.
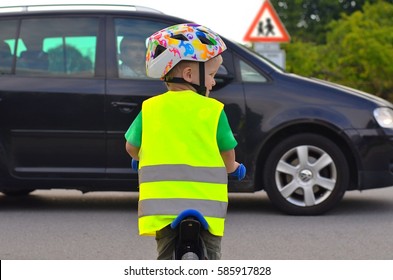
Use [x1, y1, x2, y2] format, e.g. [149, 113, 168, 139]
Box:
[284, 39, 326, 76]
[322, 1, 393, 100]
[284, 1, 393, 101]
[271, 0, 393, 43]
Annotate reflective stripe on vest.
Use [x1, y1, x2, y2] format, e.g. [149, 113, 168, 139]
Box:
[138, 198, 228, 218]
[139, 164, 228, 184]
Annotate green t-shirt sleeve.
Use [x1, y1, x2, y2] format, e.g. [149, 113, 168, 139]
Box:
[217, 110, 238, 151]
[124, 111, 142, 147]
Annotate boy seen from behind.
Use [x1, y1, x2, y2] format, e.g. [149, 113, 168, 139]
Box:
[125, 23, 246, 260]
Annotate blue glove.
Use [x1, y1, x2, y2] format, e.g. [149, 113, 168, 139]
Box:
[229, 163, 246, 181]
[131, 158, 139, 172]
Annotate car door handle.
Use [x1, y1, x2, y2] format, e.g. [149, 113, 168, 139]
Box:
[111, 101, 138, 108]
[111, 101, 138, 113]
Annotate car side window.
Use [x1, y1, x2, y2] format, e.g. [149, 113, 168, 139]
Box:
[0, 19, 18, 74]
[114, 18, 169, 79]
[239, 60, 268, 82]
[15, 17, 98, 77]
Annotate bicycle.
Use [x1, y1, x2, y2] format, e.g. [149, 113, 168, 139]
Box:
[171, 209, 209, 260]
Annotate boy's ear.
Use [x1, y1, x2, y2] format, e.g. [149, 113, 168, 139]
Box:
[182, 66, 193, 82]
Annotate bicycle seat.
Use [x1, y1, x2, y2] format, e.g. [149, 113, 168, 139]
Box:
[171, 209, 208, 230]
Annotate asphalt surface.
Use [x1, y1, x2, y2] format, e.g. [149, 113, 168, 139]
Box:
[1, 188, 393, 259]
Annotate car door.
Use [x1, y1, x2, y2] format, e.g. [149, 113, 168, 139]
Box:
[0, 16, 106, 180]
[105, 17, 171, 183]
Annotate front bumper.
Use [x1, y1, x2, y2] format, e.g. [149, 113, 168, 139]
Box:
[351, 127, 393, 190]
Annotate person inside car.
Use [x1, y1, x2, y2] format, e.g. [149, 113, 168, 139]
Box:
[118, 35, 147, 78]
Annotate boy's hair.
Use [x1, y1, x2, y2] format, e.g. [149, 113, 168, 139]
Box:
[164, 56, 222, 91]
[164, 60, 198, 90]
[165, 60, 198, 79]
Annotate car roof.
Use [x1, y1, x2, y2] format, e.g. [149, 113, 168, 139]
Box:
[0, 4, 163, 14]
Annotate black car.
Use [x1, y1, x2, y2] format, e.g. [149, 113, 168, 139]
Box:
[1, 4, 393, 215]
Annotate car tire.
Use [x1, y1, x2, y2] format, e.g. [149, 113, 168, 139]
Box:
[263, 133, 349, 215]
[2, 189, 35, 196]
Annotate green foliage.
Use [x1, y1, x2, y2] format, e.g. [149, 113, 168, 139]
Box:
[282, 1, 393, 101]
[324, 3, 393, 99]
[284, 39, 326, 76]
[272, 0, 393, 43]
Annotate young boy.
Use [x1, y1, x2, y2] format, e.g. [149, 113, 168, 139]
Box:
[125, 23, 245, 260]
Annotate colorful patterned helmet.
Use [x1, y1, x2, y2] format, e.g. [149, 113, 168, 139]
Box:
[146, 23, 227, 79]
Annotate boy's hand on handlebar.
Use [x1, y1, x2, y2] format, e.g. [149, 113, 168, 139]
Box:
[131, 158, 139, 171]
[229, 163, 246, 181]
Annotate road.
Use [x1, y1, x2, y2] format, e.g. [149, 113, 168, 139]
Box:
[1, 188, 393, 259]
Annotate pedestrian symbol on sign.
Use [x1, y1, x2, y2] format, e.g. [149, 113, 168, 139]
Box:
[244, 0, 290, 43]
[258, 18, 275, 36]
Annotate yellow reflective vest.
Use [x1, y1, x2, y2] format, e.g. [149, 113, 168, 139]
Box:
[138, 90, 228, 236]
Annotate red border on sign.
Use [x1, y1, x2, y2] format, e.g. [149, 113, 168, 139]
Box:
[243, 0, 290, 43]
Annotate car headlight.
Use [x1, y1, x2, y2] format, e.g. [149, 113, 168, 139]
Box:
[373, 107, 393, 128]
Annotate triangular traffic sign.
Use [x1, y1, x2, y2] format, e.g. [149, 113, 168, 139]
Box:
[244, 0, 290, 43]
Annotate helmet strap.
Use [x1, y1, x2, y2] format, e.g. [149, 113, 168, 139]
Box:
[164, 62, 207, 96]
[197, 62, 206, 95]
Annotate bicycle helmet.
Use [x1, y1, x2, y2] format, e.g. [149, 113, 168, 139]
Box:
[146, 23, 227, 94]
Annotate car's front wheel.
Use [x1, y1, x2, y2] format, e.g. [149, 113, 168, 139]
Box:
[264, 133, 349, 215]
[2, 189, 35, 196]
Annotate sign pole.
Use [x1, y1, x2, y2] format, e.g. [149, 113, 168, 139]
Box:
[254, 42, 286, 69]
[243, 0, 290, 69]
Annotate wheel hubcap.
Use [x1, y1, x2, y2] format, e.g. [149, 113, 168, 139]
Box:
[275, 145, 337, 207]
[299, 169, 313, 182]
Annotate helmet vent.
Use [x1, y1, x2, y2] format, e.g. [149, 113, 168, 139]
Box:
[154, 45, 166, 58]
[171, 34, 189, 41]
[197, 35, 213, 45]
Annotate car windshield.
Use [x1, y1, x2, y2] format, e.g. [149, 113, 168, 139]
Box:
[235, 42, 286, 73]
